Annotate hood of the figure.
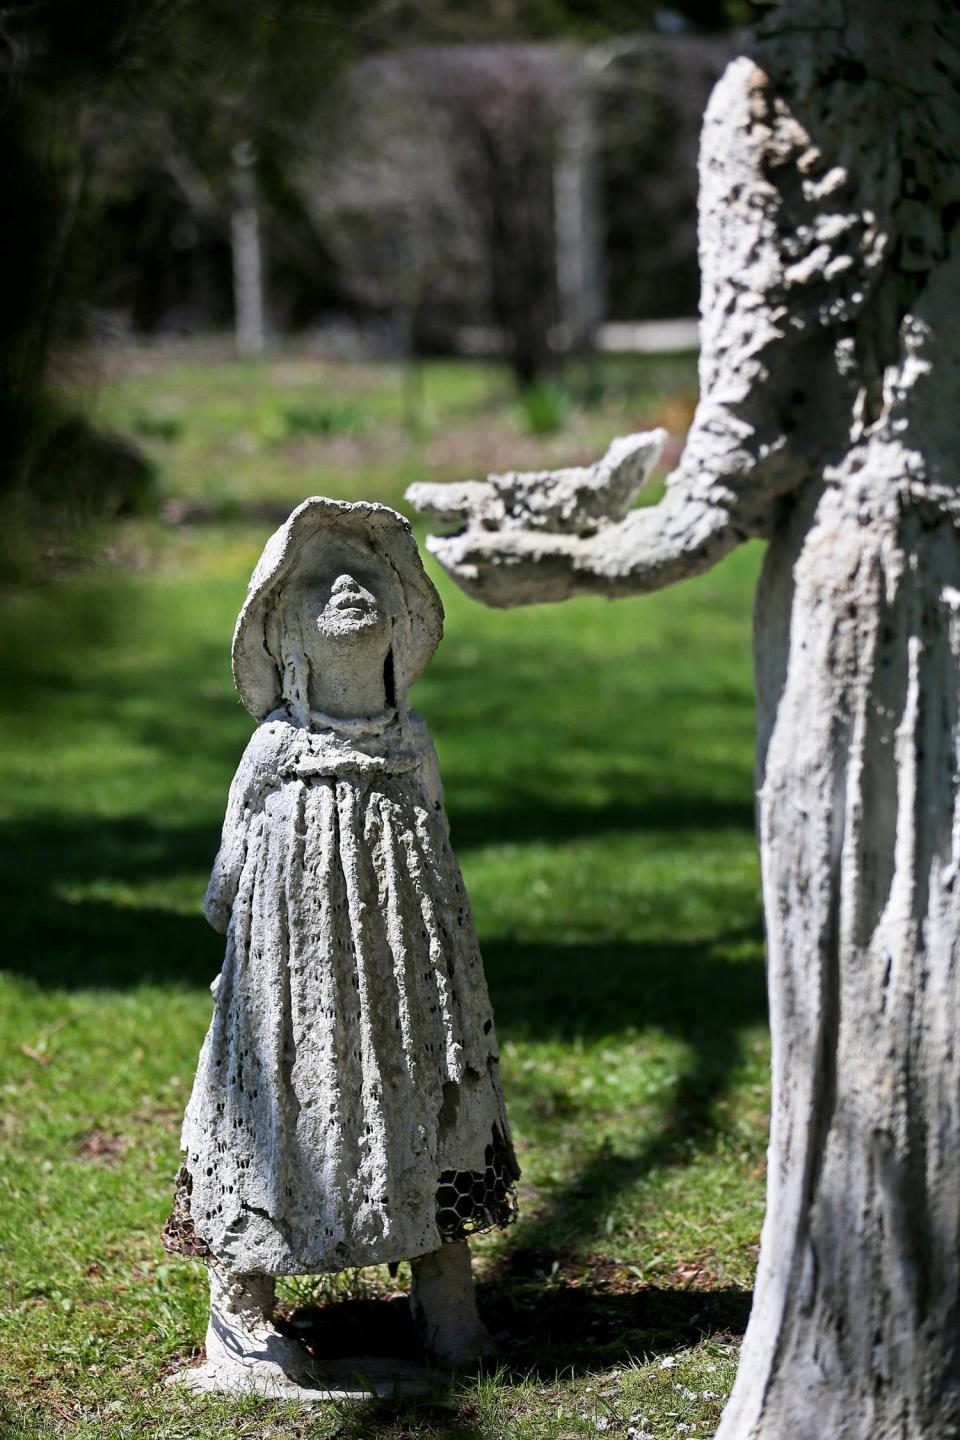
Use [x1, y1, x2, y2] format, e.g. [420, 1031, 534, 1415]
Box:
[232, 497, 443, 720]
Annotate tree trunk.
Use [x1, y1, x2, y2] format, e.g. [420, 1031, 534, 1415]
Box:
[553, 60, 604, 353]
[230, 141, 265, 357]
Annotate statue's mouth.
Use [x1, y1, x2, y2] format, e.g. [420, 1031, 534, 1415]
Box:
[320, 587, 382, 634]
[329, 590, 371, 614]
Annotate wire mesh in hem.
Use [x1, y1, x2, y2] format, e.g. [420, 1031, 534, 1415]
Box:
[436, 1125, 519, 1242]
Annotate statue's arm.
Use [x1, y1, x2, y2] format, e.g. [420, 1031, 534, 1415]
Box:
[412, 476, 746, 610]
[408, 370, 787, 609]
[203, 722, 285, 934]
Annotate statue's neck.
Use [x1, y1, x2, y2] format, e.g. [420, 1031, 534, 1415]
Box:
[305, 664, 387, 722]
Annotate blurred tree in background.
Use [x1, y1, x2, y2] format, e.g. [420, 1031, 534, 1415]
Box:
[0, 0, 750, 515]
[0, 0, 369, 509]
[0, 0, 169, 506]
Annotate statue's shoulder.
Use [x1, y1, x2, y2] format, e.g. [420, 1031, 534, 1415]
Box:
[404, 710, 435, 753]
[236, 714, 303, 790]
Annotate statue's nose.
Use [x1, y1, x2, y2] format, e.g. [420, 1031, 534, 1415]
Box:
[331, 573, 358, 594]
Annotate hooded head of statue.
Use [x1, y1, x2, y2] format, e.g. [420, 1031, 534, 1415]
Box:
[232, 499, 444, 725]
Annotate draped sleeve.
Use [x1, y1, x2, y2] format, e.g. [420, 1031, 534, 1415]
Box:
[202, 719, 292, 934]
[406, 710, 446, 813]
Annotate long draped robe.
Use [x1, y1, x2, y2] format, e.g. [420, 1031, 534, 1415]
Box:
[166, 710, 518, 1276]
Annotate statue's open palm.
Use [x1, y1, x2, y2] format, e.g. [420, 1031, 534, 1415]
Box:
[406, 430, 668, 607]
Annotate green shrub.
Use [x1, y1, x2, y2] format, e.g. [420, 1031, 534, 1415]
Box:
[519, 380, 569, 435]
[276, 399, 369, 440]
[131, 411, 183, 443]
[31, 414, 159, 518]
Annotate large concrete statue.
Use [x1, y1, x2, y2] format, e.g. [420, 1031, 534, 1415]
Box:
[410, 2, 960, 1435]
[164, 498, 518, 1398]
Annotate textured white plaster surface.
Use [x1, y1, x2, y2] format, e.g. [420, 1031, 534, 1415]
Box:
[167, 501, 513, 1385]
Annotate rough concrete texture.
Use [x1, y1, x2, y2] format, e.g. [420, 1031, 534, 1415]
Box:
[410, 2, 960, 1435]
[167, 499, 515, 1383]
[409, 1240, 497, 1368]
[167, 1265, 432, 1400]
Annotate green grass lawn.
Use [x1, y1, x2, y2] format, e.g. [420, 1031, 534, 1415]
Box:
[0, 352, 768, 1439]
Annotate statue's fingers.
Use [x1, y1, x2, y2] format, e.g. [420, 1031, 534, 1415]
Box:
[424, 530, 481, 577]
[606, 427, 667, 484]
[405, 479, 498, 527]
[422, 530, 508, 601]
[425, 527, 582, 609]
[597, 428, 668, 512]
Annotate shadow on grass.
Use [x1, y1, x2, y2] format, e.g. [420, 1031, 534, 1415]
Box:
[278, 1281, 750, 1382]
[447, 792, 755, 850]
[0, 815, 224, 989]
[482, 930, 765, 1268]
[481, 1276, 752, 1373]
[482, 931, 763, 1043]
[0, 811, 762, 1002]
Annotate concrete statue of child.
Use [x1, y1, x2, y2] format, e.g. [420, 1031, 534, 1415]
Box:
[163, 498, 518, 1396]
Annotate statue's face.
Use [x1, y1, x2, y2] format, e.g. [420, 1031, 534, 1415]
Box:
[306, 535, 390, 639]
[289, 531, 397, 676]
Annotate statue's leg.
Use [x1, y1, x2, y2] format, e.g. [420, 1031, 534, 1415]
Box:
[409, 1242, 495, 1366]
[203, 1263, 315, 1384]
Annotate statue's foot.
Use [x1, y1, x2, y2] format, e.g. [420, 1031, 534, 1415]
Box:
[423, 1318, 498, 1370]
[169, 1326, 320, 1398]
[203, 1318, 318, 1390]
[409, 1241, 497, 1370]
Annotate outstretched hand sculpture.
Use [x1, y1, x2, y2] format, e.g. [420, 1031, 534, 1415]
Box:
[408, 426, 756, 610]
[407, 430, 672, 606]
[409, 4, 960, 1438]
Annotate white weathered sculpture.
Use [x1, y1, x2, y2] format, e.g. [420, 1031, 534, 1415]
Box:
[410, 2, 960, 1435]
[165, 499, 518, 1397]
